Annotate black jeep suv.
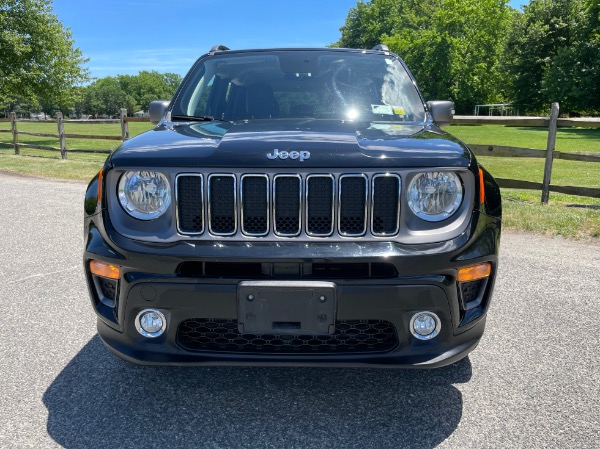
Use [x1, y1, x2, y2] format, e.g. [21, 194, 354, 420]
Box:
[83, 45, 501, 367]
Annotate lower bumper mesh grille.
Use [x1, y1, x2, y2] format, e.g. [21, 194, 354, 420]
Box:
[177, 319, 398, 354]
[99, 278, 117, 300]
[460, 279, 484, 304]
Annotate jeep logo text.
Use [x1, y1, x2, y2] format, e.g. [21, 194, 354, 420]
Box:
[266, 149, 310, 161]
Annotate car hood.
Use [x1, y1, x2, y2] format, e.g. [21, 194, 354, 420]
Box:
[110, 119, 472, 168]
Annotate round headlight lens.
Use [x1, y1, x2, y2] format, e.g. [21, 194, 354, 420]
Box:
[118, 171, 171, 220]
[408, 172, 463, 222]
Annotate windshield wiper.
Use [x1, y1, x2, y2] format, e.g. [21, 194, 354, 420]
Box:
[171, 114, 219, 122]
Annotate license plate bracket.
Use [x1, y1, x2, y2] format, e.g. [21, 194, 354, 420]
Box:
[237, 281, 336, 335]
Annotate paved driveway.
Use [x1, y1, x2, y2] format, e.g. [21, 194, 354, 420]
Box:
[1, 172, 598, 448]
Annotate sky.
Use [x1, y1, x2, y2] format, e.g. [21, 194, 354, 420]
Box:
[52, 0, 529, 80]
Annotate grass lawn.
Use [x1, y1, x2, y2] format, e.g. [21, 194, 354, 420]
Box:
[1, 121, 599, 241]
[0, 120, 152, 178]
[500, 189, 600, 239]
[476, 156, 600, 188]
[450, 125, 600, 240]
[0, 154, 103, 181]
[450, 125, 600, 153]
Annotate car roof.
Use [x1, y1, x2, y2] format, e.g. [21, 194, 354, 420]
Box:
[205, 46, 391, 57]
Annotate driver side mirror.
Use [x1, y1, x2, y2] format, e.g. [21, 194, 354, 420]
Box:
[427, 101, 454, 126]
[149, 100, 170, 124]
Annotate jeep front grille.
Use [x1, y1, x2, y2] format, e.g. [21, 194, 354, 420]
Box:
[306, 175, 334, 236]
[208, 174, 236, 235]
[175, 174, 204, 234]
[241, 174, 269, 236]
[372, 174, 401, 236]
[175, 172, 401, 239]
[339, 174, 368, 236]
[273, 175, 301, 236]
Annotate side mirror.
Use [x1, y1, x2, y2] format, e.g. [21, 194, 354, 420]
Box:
[426, 101, 454, 126]
[149, 100, 170, 124]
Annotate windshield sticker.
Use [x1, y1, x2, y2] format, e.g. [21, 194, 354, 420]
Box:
[371, 104, 394, 115]
[392, 106, 405, 115]
[369, 123, 407, 131]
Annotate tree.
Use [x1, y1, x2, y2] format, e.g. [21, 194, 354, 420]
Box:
[504, 0, 600, 115]
[1, 95, 40, 118]
[334, 0, 399, 49]
[78, 71, 182, 116]
[541, 0, 600, 114]
[118, 71, 182, 112]
[334, 0, 511, 114]
[0, 0, 89, 111]
[81, 77, 127, 117]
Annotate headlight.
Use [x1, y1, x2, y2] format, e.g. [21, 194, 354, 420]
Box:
[408, 172, 463, 222]
[118, 171, 171, 220]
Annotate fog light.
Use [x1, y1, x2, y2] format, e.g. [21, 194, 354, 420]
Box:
[410, 311, 441, 340]
[135, 309, 166, 338]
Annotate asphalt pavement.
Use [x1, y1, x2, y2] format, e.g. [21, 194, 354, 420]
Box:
[0, 172, 598, 449]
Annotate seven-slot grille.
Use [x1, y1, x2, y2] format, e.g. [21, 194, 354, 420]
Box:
[176, 173, 401, 238]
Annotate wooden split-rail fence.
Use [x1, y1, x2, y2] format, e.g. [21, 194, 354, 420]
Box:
[1, 104, 599, 202]
[0, 108, 144, 158]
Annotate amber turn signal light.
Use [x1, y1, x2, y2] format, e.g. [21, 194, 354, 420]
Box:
[90, 260, 120, 280]
[478, 167, 485, 204]
[457, 262, 491, 282]
[97, 169, 103, 204]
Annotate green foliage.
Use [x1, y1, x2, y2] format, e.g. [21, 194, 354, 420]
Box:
[335, 0, 399, 49]
[1, 95, 40, 116]
[80, 71, 182, 117]
[117, 71, 181, 113]
[504, 0, 600, 114]
[496, 189, 600, 239]
[81, 77, 127, 116]
[335, 0, 510, 113]
[0, 0, 89, 111]
[0, 0, 180, 118]
[336, 0, 600, 115]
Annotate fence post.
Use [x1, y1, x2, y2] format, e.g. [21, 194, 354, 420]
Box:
[10, 112, 19, 155]
[56, 112, 67, 160]
[120, 109, 129, 141]
[541, 102, 560, 204]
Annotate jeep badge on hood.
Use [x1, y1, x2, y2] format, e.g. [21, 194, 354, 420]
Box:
[266, 149, 311, 161]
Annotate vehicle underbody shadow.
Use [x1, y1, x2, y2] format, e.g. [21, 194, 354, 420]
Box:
[43, 335, 471, 449]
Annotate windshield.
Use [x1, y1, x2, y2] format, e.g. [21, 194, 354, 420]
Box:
[171, 50, 426, 123]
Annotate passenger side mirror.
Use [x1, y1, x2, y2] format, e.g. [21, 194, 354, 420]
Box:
[149, 100, 170, 124]
[426, 101, 454, 126]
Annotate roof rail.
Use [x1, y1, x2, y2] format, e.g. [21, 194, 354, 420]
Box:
[371, 44, 389, 52]
[209, 44, 230, 54]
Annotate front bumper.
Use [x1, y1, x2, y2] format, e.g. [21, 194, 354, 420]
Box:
[84, 209, 500, 368]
